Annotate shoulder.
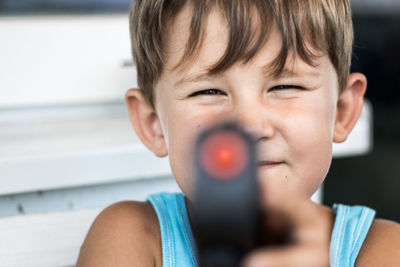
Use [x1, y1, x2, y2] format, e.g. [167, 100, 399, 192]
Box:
[76, 201, 162, 267]
[356, 218, 400, 266]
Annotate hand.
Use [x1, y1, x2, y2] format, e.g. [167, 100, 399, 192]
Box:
[242, 196, 334, 267]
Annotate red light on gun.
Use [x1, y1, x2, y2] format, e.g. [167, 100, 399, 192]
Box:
[199, 131, 249, 180]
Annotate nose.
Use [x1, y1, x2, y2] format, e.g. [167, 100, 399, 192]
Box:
[229, 99, 275, 141]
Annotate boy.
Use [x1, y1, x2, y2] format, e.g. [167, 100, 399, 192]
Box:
[77, 0, 400, 266]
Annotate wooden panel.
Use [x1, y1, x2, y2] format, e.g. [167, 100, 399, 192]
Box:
[0, 208, 102, 267]
[0, 103, 171, 196]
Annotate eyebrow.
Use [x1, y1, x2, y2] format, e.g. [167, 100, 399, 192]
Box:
[175, 64, 320, 87]
[264, 66, 320, 79]
[175, 72, 214, 87]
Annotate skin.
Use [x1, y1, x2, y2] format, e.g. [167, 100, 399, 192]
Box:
[149, 7, 339, 202]
[76, 5, 400, 267]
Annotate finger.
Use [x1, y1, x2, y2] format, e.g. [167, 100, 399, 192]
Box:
[242, 245, 329, 267]
[262, 196, 329, 230]
[257, 199, 311, 246]
[258, 207, 295, 245]
[257, 201, 334, 249]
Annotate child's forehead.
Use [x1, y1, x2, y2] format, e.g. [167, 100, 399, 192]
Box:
[163, 2, 325, 81]
[165, 7, 236, 68]
[164, 4, 270, 71]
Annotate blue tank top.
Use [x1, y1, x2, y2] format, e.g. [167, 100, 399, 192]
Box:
[330, 203, 376, 267]
[147, 193, 375, 267]
[147, 193, 198, 266]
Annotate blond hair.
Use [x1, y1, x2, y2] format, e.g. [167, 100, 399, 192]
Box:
[130, 0, 353, 107]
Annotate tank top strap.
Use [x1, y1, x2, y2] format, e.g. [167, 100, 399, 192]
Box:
[330, 203, 376, 267]
[147, 192, 198, 267]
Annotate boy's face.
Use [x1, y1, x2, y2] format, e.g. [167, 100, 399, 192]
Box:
[152, 7, 341, 200]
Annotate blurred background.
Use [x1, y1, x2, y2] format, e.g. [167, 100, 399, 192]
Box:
[0, 0, 399, 265]
[324, 0, 400, 222]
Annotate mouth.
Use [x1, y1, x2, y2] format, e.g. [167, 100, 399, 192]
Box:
[257, 161, 285, 168]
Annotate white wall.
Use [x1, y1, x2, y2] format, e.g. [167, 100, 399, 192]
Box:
[0, 14, 136, 108]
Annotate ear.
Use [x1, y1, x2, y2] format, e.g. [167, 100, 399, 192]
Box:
[333, 73, 367, 143]
[125, 89, 168, 157]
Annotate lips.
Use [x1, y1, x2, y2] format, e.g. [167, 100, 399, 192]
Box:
[257, 161, 284, 167]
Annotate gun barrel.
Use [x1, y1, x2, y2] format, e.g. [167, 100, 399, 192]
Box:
[192, 123, 260, 267]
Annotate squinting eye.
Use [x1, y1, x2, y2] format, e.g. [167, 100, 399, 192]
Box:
[189, 89, 225, 97]
[271, 85, 305, 91]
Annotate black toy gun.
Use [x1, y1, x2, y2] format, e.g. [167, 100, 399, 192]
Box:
[192, 123, 260, 267]
[192, 122, 292, 267]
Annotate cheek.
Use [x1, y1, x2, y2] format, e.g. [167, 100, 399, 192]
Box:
[283, 100, 336, 195]
[162, 107, 221, 196]
[165, 116, 198, 196]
